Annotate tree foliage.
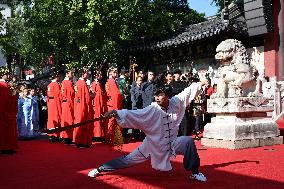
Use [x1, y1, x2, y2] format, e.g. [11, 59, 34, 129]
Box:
[211, 0, 237, 12]
[1, 0, 205, 70]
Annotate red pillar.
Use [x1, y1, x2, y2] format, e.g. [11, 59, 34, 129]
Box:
[278, 0, 284, 80]
[264, 33, 278, 78]
[264, 0, 280, 79]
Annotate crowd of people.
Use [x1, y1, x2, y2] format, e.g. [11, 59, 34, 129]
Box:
[0, 64, 217, 154]
[43, 65, 216, 147]
[87, 69, 210, 182]
[16, 86, 47, 139]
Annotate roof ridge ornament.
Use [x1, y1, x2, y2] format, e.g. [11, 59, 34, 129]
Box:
[222, 0, 230, 26]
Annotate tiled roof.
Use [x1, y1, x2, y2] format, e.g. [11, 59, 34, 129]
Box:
[156, 17, 246, 48]
[123, 2, 249, 52]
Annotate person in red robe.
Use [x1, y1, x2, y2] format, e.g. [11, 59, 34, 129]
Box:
[105, 67, 123, 145]
[73, 68, 93, 148]
[90, 71, 107, 141]
[47, 70, 62, 142]
[276, 112, 284, 137]
[0, 67, 18, 155]
[60, 67, 75, 144]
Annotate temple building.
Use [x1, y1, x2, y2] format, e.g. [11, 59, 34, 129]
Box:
[122, 0, 284, 81]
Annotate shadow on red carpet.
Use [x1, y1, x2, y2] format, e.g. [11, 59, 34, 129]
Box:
[0, 139, 284, 189]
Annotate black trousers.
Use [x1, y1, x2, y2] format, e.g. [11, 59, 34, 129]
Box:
[98, 136, 200, 174]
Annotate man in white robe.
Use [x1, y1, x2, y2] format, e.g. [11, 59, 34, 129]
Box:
[88, 82, 207, 182]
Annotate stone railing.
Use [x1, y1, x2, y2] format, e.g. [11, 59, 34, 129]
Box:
[262, 80, 284, 118]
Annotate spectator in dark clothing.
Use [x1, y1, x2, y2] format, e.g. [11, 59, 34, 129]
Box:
[203, 78, 214, 125]
[137, 70, 146, 82]
[37, 88, 47, 130]
[139, 71, 156, 140]
[165, 71, 174, 86]
[141, 71, 156, 108]
[171, 69, 190, 136]
[130, 76, 143, 110]
[171, 69, 188, 96]
[192, 86, 207, 140]
[130, 76, 144, 139]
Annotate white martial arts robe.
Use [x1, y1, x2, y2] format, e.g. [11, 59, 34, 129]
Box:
[116, 82, 201, 171]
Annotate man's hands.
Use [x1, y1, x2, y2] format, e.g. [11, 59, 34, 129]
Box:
[102, 110, 118, 119]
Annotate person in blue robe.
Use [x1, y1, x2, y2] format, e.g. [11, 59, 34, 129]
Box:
[29, 88, 39, 134]
[17, 88, 33, 138]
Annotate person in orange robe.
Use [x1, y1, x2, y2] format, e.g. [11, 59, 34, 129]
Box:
[60, 67, 75, 144]
[73, 68, 93, 148]
[105, 67, 123, 145]
[91, 71, 107, 141]
[0, 67, 18, 155]
[47, 71, 62, 142]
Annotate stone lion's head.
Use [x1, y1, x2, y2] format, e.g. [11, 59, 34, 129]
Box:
[215, 39, 249, 66]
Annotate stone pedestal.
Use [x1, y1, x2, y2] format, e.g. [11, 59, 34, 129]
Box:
[201, 97, 283, 149]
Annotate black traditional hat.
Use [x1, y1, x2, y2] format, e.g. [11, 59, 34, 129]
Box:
[50, 67, 60, 79]
[108, 65, 118, 73]
[78, 62, 93, 74]
[63, 64, 75, 72]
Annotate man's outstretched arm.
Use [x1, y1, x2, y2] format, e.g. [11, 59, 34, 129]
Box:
[175, 80, 206, 108]
[103, 106, 153, 131]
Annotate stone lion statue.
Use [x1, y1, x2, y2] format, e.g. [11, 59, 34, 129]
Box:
[211, 39, 262, 98]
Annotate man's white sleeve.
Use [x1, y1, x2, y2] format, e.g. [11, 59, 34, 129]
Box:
[116, 105, 153, 131]
[175, 82, 201, 108]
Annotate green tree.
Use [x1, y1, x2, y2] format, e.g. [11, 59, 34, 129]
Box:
[1, 0, 205, 71]
[211, 0, 237, 11]
[0, 2, 28, 73]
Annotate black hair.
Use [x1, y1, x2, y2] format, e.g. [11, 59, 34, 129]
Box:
[50, 72, 59, 79]
[120, 67, 128, 75]
[173, 69, 182, 75]
[189, 73, 200, 82]
[166, 71, 173, 76]
[147, 70, 154, 75]
[154, 73, 165, 84]
[154, 84, 172, 97]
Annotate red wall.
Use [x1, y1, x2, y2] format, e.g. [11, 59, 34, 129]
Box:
[264, 33, 279, 78]
[264, 0, 280, 79]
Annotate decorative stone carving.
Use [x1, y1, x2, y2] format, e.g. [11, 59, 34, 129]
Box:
[207, 97, 273, 113]
[201, 39, 283, 150]
[211, 39, 261, 98]
[262, 81, 276, 98]
[274, 81, 284, 117]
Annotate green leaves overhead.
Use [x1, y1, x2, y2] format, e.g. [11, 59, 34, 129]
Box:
[211, 0, 237, 12]
[1, 0, 205, 69]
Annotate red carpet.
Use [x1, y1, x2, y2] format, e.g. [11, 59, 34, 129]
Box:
[1, 139, 284, 189]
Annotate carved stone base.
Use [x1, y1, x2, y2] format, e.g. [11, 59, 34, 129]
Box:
[203, 117, 280, 140]
[207, 97, 274, 113]
[201, 117, 283, 149]
[201, 136, 283, 150]
[203, 96, 283, 149]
